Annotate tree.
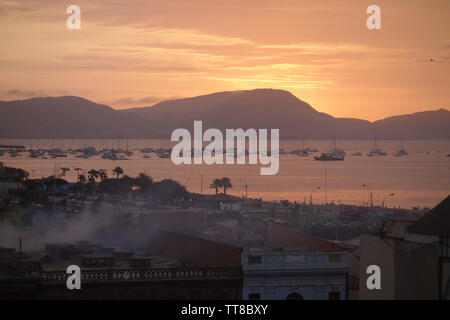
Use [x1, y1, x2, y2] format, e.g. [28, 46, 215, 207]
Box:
[151, 179, 187, 204]
[88, 176, 96, 185]
[210, 179, 222, 195]
[221, 177, 232, 194]
[98, 169, 108, 181]
[136, 172, 153, 192]
[78, 174, 86, 184]
[88, 169, 99, 183]
[113, 166, 124, 179]
[3, 166, 29, 182]
[77, 174, 87, 193]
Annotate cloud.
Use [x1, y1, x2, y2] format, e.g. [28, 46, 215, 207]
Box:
[1, 0, 449, 120]
[113, 95, 181, 107]
[0, 1, 37, 15]
[115, 96, 161, 106]
[4, 89, 70, 99]
[6, 89, 46, 98]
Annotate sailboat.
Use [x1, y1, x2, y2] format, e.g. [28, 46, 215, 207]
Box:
[314, 140, 345, 161]
[394, 140, 408, 157]
[368, 139, 387, 156]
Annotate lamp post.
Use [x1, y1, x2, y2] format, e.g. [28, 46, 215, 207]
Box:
[238, 178, 248, 200]
[310, 187, 321, 205]
[382, 193, 395, 208]
[362, 184, 373, 207]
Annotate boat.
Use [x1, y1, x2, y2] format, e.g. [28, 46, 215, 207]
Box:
[330, 148, 346, 157]
[297, 150, 309, 157]
[367, 148, 387, 156]
[314, 153, 344, 161]
[394, 149, 408, 157]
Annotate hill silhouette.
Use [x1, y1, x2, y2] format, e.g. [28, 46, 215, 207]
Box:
[0, 89, 448, 139]
[0, 96, 155, 138]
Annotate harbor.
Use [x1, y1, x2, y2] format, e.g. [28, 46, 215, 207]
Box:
[1, 139, 448, 209]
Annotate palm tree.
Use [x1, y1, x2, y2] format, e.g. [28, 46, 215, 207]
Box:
[98, 169, 108, 181]
[137, 172, 153, 191]
[77, 174, 87, 193]
[221, 177, 232, 194]
[87, 169, 99, 183]
[113, 166, 124, 179]
[88, 176, 96, 185]
[78, 174, 86, 184]
[210, 178, 222, 195]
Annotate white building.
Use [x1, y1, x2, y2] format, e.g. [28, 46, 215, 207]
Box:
[242, 247, 348, 300]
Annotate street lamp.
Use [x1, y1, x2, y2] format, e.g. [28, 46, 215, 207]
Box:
[362, 184, 373, 207]
[310, 187, 321, 205]
[382, 193, 395, 208]
[238, 178, 248, 199]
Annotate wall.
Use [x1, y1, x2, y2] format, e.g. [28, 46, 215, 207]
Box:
[358, 234, 440, 299]
[147, 229, 243, 267]
[358, 234, 395, 300]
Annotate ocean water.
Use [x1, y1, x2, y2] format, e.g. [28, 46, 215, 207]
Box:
[1, 139, 449, 209]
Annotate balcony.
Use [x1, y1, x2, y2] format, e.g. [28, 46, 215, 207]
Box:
[41, 266, 242, 283]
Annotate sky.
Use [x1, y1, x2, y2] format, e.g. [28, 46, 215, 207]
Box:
[0, 0, 449, 121]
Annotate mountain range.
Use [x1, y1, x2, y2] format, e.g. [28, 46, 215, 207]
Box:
[0, 89, 449, 139]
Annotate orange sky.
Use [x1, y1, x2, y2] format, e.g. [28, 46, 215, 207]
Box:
[0, 0, 449, 120]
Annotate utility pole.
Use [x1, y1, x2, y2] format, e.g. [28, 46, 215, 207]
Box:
[200, 174, 203, 194]
[245, 184, 248, 200]
[19, 237, 22, 273]
[325, 168, 328, 205]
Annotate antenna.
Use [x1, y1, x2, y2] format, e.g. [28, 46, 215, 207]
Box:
[325, 168, 328, 204]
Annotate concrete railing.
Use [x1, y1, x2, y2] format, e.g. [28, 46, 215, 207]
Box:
[41, 267, 242, 283]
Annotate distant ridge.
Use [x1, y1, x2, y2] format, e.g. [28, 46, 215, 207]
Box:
[0, 89, 448, 139]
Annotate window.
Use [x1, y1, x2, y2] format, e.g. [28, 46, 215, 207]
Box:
[328, 254, 341, 263]
[285, 292, 304, 300]
[248, 255, 262, 264]
[328, 291, 340, 300]
[249, 293, 261, 300]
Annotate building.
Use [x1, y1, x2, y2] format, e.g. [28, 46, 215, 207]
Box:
[0, 241, 242, 299]
[242, 247, 348, 300]
[239, 221, 348, 300]
[146, 228, 243, 268]
[189, 193, 242, 212]
[349, 195, 450, 299]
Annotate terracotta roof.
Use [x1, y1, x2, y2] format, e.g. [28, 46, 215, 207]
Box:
[267, 222, 346, 252]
